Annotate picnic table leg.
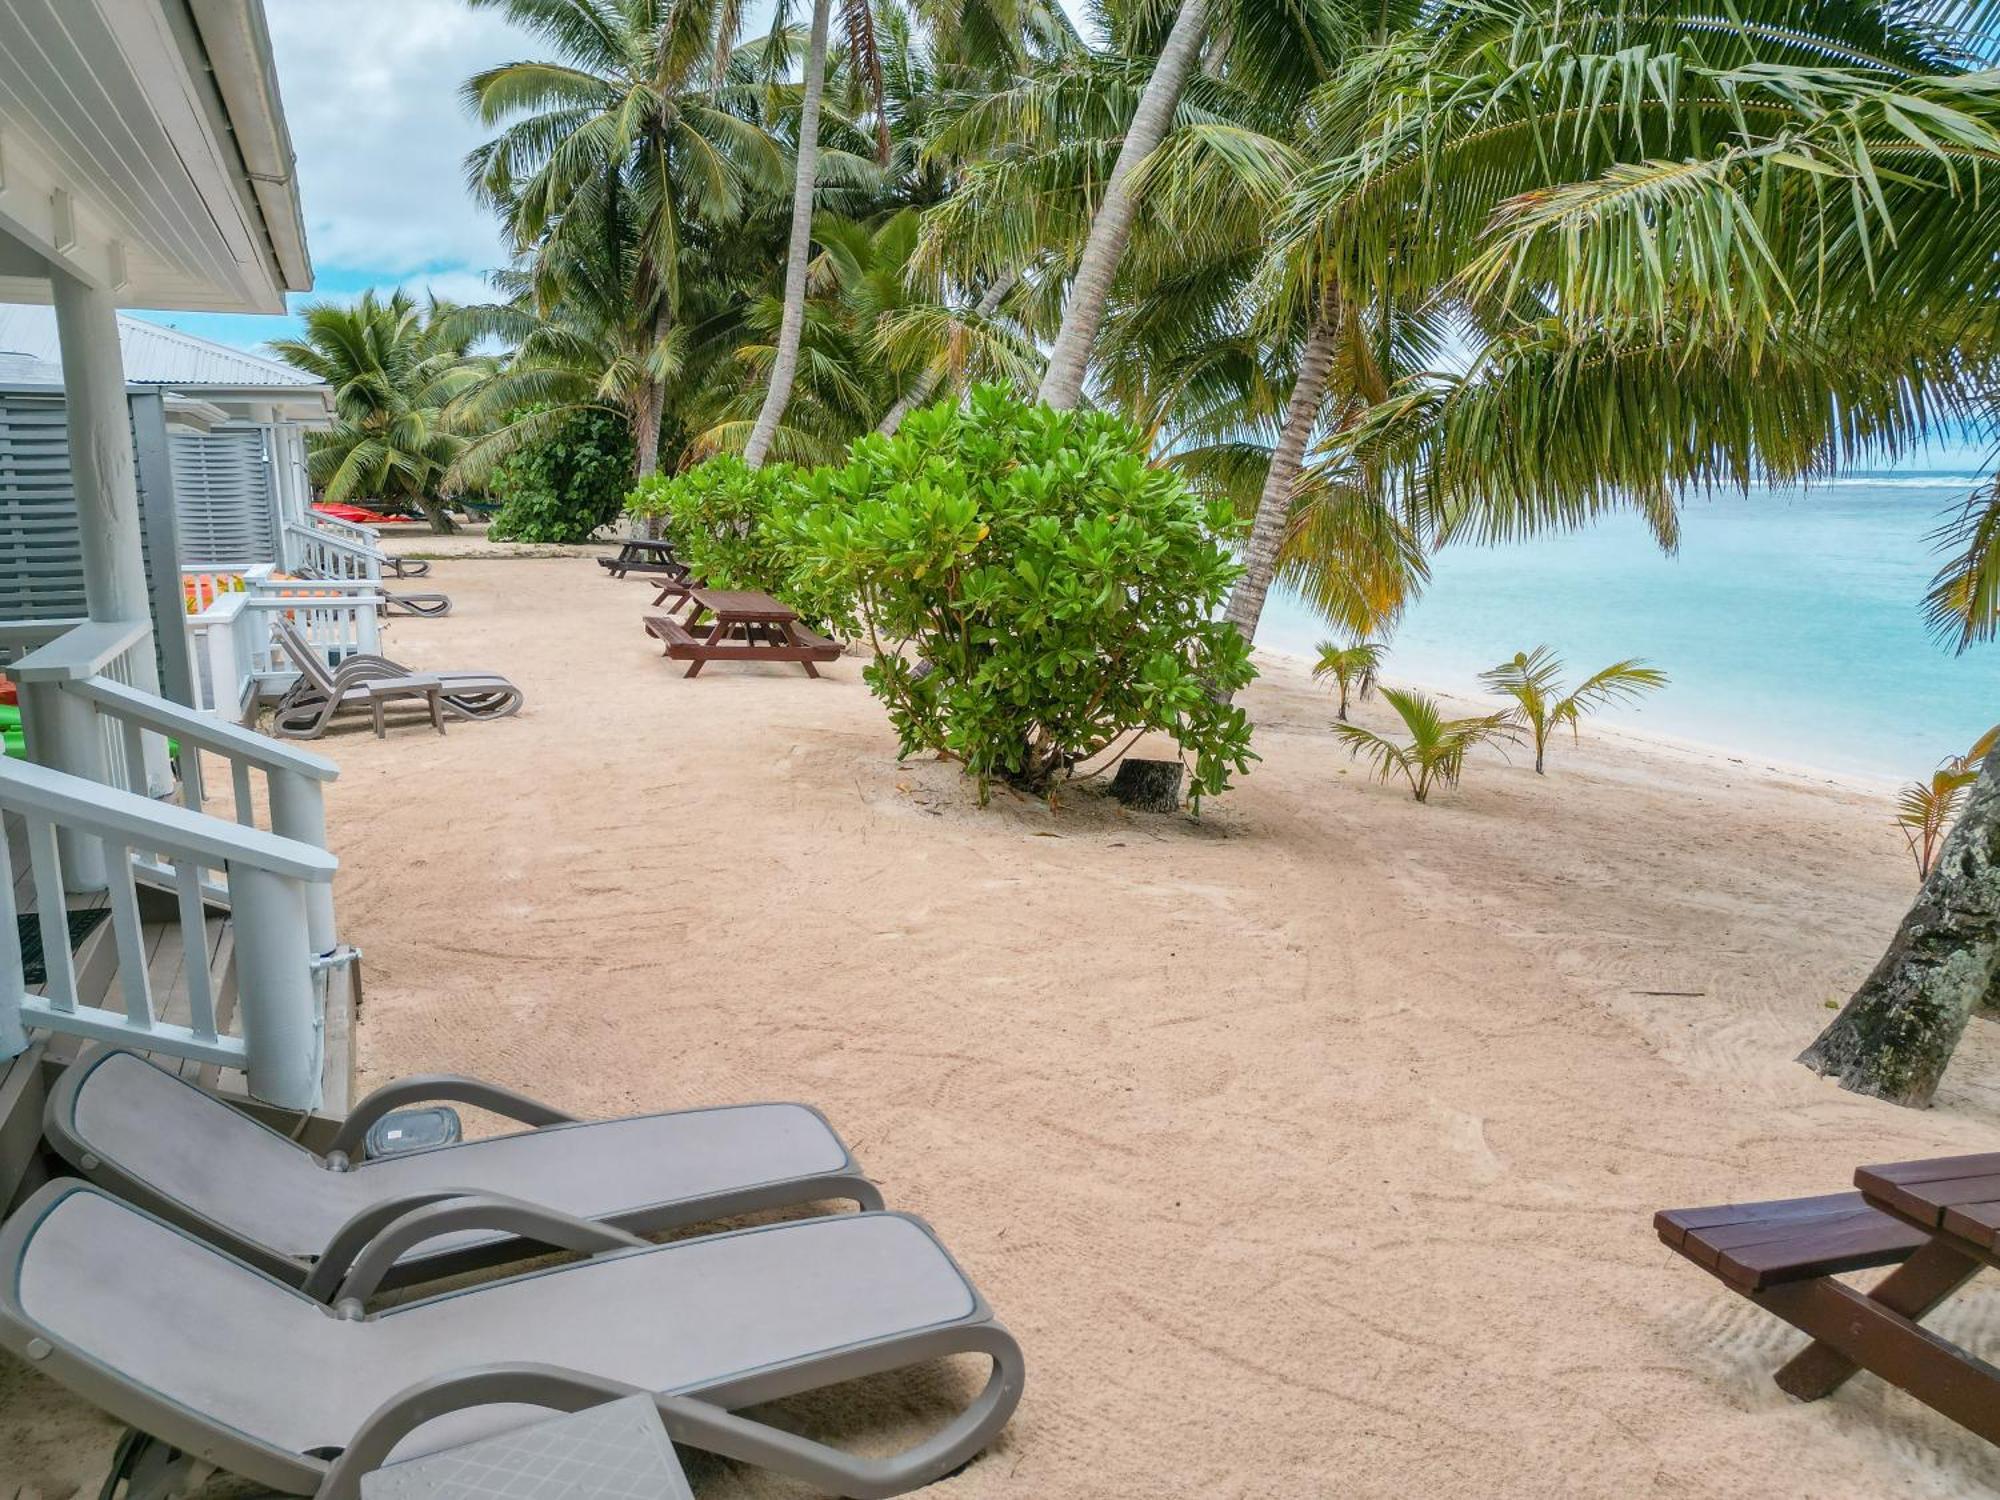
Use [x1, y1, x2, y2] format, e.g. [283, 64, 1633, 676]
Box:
[1773, 1238, 1983, 1400]
[1751, 1272, 2000, 1444]
[783, 621, 821, 677]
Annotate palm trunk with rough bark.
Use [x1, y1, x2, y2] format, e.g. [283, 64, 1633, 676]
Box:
[878, 269, 1020, 437]
[1034, 0, 1207, 410]
[744, 0, 831, 467]
[629, 381, 664, 538]
[1799, 749, 2000, 1105]
[418, 497, 459, 535]
[1221, 315, 1339, 647]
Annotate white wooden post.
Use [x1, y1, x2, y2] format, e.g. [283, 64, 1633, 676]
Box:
[268, 769, 335, 955]
[51, 272, 171, 795]
[228, 864, 323, 1109]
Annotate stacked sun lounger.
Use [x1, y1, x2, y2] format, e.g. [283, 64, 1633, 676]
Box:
[0, 1046, 1024, 1499]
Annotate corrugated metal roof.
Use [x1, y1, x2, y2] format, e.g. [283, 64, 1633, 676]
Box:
[0, 304, 325, 391]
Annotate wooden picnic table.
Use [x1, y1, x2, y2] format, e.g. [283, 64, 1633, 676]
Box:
[1658, 1151, 2000, 1446]
[643, 587, 840, 678]
[598, 537, 689, 580]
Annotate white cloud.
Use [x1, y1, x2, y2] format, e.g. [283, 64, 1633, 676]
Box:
[267, 0, 527, 281]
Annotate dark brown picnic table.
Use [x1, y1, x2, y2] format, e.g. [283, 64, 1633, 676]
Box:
[1657, 1150, 2000, 1447]
[642, 587, 840, 677]
[598, 537, 688, 579]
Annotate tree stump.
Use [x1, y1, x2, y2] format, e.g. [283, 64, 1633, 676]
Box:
[1111, 758, 1184, 813]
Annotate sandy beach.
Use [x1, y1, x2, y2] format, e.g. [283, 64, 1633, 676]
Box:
[7, 552, 2000, 1498]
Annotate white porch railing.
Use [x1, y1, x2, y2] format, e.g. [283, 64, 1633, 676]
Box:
[0, 755, 335, 1108]
[0, 621, 341, 1108]
[182, 565, 383, 717]
[286, 518, 384, 583]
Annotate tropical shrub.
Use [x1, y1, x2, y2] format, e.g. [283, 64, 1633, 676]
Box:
[1479, 647, 1669, 774]
[625, 456, 854, 636]
[1311, 640, 1383, 722]
[488, 406, 634, 543]
[789, 388, 1257, 807]
[1333, 687, 1516, 802]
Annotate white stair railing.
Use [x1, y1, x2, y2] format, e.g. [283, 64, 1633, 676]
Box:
[0, 755, 335, 1108]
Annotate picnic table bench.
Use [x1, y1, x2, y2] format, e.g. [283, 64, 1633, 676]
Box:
[643, 587, 840, 677]
[1659, 1150, 2000, 1444]
[598, 537, 689, 580]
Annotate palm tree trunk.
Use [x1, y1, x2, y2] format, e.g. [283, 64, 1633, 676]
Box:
[1034, 0, 1207, 410]
[418, 497, 459, 535]
[877, 269, 1019, 437]
[744, 0, 832, 467]
[1799, 749, 2000, 1105]
[628, 381, 664, 538]
[1221, 314, 1338, 645]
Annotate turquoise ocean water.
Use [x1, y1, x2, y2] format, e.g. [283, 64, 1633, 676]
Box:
[1255, 479, 2000, 781]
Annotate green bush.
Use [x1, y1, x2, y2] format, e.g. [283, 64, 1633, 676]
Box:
[625, 455, 854, 635]
[488, 406, 634, 543]
[790, 387, 1258, 807]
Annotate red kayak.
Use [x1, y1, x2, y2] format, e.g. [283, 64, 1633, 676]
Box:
[312, 502, 404, 526]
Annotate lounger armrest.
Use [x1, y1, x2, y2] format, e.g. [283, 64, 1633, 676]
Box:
[327, 1075, 580, 1162]
[320, 1193, 648, 1311]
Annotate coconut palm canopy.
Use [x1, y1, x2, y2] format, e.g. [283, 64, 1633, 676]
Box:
[426, 0, 2000, 652]
[269, 290, 485, 533]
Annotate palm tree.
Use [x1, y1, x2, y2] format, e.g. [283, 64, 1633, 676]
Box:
[1035, 0, 1212, 409]
[1310, 639, 1380, 721]
[745, 0, 836, 465]
[462, 0, 784, 477]
[1478, 647, 1668, 774]
[269, 291, 483, 535]
[1332, 686, 1516, 802]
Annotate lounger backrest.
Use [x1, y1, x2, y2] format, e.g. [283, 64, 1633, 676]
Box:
[47, 1050, 331, 1256]
[274, 618, 340, 695]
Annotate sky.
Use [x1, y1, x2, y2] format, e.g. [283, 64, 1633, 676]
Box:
[128, 0, 528, 351]
[125, 0, 1994, 475]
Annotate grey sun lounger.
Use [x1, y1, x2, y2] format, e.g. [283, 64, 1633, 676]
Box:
[386, 556, 432, 579]
[296, 563, 452, 616]
[381, 589, 453, 618]
[0, 1180, 1023, 1500]
[45, 1048, 883, 1290]
[272, 619, 523, 739]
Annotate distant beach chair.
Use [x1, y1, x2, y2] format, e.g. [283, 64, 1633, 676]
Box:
[1658, 1152, 2000, 1442]
[44, 1047, 884, 1290]
[380, 588, 453, 617]
[295, 563, 453, 617]
[386, 555, 432, 578]
[0, 1179, 1024, 1500]
[270, 618, 522, 739]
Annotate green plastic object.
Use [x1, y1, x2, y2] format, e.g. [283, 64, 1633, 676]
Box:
[0, 703, 175, 763]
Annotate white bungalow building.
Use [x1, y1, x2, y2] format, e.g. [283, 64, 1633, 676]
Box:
[0, 0, 355, 1184]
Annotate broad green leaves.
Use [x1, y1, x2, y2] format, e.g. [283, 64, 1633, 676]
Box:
[789, 387, 1260, 805]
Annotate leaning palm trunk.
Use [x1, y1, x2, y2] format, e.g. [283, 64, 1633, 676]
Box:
[744, 0, 832, 467]
[417, 496, 459, 535]
[1221, 314, 1338, 646]
[1799, 749, 2000, 1106]
[1034, 0, 1208, 410]
[877, 270, 1020, 437]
